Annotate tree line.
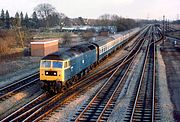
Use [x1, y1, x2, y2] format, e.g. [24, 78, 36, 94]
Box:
[0, 3, 138, 32]
[0, 9, 39, 29]
[97, 14, 138, 31]
[0, 3, 66, 29]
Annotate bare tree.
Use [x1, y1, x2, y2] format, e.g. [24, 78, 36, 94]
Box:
[111, 14, 120, 21]
[34, 3, 55, 19]
[34, 3, 56, 27]
[62, 32, 71, 47]
[99, 14, 111, 26]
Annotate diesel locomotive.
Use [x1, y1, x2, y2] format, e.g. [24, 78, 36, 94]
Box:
[40, 28, 140, 93]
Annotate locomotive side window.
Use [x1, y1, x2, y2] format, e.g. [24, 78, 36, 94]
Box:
[52, 61, 63, 68]
[41, 61, 51, 68]
[67, 61, 70, 67]
[64, 62, 68, 68]
[64, 61, 70, 68]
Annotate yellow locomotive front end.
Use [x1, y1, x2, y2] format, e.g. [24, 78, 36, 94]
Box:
[40, 60, 64, 82]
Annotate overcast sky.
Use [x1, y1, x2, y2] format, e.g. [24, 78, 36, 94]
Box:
[0, 0, 179, 20]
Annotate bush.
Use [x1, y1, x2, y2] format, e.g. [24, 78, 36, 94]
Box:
[0, 40, 10, 55]
[0, 30, 16, 56]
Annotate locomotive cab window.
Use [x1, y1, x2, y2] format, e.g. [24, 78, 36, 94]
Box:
[52, 61, 63, 68]
[41, 60, 51, 68]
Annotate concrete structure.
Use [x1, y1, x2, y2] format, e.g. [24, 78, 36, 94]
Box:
[30, 39, 59, 56]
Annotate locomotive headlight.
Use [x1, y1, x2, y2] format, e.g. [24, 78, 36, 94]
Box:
[54, 72, 56, 75]
[46, 72, 48, 75]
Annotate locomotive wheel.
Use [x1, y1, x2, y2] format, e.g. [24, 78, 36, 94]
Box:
[68, 80, 73, 87]
[41, 81, 49, 91]
[55, 81, 62, 93]
[72, 75, 78, 83]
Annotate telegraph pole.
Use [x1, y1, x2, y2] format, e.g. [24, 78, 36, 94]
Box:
[163, 16, 165, 36]
[166, 19, 168, 32]
[168, 20, 170, 32]
[163, 15, 165, 45]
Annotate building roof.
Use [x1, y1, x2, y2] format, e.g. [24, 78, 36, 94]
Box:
[30, 39, 59, 45]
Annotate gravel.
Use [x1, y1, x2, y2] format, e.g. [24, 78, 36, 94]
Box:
[156, 46, 174, 122]
[0, 84, 43, 119]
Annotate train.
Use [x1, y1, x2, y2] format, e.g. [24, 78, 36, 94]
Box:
[40, 28, 140, 93]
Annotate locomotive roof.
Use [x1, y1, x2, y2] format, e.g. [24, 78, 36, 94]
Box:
[42, 43, 96, 60]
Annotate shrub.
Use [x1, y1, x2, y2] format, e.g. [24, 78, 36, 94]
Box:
[0, 40, 10, 55]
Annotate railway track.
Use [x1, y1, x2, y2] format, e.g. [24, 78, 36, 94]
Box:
[0, 72, 39, 101]
[71, 28, 150, 122]
[0, 92, 51, 121]
[72, 54, 135, 121]
[3, 64, 121, 122]
[0, 26, 150, 122]
[125, 27, 161, 121]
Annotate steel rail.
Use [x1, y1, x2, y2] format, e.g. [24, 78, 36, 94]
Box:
[129, 41, 151, 122]
[0, 72, 39, 92]
[152, 36, 155, 122]
[0, 78, 39, 100]
[0, 92, 48, 122]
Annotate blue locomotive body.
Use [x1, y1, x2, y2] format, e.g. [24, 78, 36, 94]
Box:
[64, 44, 97, 81]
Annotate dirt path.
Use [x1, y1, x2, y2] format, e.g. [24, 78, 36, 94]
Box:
[161, 37, 180, 121]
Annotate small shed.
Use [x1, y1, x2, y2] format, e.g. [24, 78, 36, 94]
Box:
[30, 39, 59, 56]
